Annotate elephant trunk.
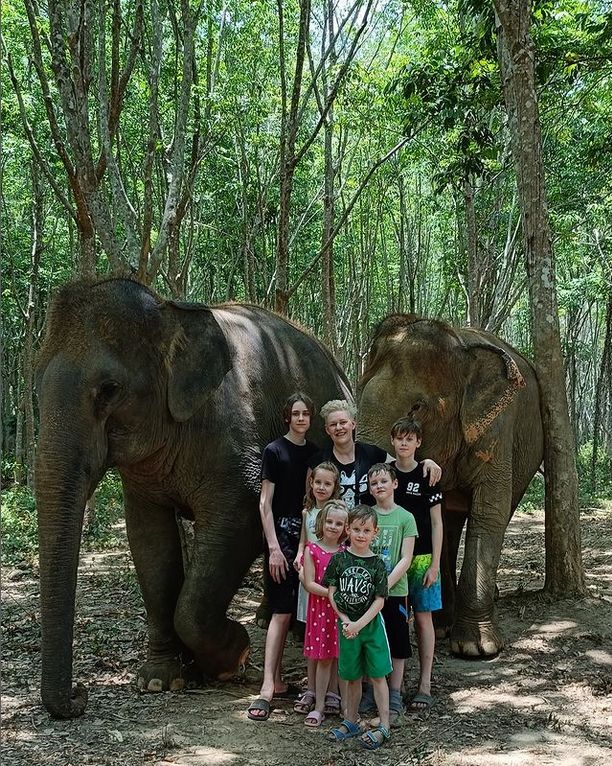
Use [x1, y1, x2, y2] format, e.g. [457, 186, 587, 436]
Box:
[36, 418, 99, 718]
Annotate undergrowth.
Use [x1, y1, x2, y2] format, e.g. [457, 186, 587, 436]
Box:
[1, 470, 124, 566]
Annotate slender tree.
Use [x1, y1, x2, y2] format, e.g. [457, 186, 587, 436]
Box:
[494, 0, 586, 596]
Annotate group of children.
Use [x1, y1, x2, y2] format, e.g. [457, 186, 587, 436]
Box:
[247, 395, 443, 752]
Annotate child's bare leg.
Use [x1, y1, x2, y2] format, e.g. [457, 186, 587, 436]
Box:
[329, 659, 339, 695]
[306, 658, 316, 693]
[414, 610, 435, 699]
[313, 658, 333, 715]
[260, 613, 291, 700]
[388, 657, 405, 695]
[370, 675, 390, 730]
[345, 678, 362, 723]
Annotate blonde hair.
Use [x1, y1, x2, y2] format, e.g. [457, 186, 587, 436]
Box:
[315, 499, 349, 542]
[320, 399, 357, 422]
[304, 462, 340, 510]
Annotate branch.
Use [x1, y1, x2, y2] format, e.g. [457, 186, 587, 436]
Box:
[287, 135, 410, 298]
[3, 44, 76, 221]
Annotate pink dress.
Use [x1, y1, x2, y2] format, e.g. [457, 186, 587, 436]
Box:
[303, 542, 339, 660]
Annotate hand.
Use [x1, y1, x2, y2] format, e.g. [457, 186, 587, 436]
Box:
[342, 621, 360, 639]
[293, 552, 303, 571]
[423, 566, 439, 588]
[422, 458, 442, 486]
[269, 548, 289, 583]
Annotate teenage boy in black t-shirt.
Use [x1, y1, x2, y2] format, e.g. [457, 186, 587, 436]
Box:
[247, 393, 319, 721]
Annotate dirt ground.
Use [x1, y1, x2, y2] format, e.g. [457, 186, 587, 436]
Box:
[2, 507, 612, 766]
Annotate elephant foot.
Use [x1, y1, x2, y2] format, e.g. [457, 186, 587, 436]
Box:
[217, 645, 250, 681]
[196, 620, 251, 680]
[449, 618, 504, 658]
[137, 655, 201, 692]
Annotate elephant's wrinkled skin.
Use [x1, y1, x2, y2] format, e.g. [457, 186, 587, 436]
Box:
[35, 278, 351, 718]
[358, 314, 543, 658]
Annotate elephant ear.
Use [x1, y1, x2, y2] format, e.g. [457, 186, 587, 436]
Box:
[163, 302, 231, 422]
[460, 338, 526, 445]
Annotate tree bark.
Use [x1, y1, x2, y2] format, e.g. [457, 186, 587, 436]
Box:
[494, 0, 586, 597]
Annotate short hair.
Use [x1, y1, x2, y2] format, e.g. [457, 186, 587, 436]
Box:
[314, 499, 348, 541]
[320, 399, 357, 422]
[283, 391, 314, 423]
[390, 417, 423, 440]
[367, 462, 396, 481]
[348, 504, 378, 528]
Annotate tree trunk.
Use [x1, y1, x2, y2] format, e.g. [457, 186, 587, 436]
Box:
[591, 288, 612, 488]
[464, 174, 481, 327]
[320, 0, 336, 350]
[494, 0, 586, 597]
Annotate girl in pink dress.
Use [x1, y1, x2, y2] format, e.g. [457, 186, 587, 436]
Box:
[302, 500, 349, 727]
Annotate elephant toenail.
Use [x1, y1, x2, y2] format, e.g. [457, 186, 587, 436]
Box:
[147, 679, 163, 692]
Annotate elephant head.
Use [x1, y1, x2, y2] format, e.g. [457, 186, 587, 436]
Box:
[357, 315, 526, 473]
[35, 278, 230, 718]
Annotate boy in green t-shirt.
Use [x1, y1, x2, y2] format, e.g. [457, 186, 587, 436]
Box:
[367, 462, 418, 726]
[324, 505, 392, 750]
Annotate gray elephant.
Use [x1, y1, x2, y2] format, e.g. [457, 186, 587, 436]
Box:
[357, 314, 543, 657]
[35, 277, 352, 718]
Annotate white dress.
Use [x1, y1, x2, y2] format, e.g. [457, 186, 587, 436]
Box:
[296, 507, 320, 622]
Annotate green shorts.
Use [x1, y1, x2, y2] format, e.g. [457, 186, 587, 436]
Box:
[337, 614, 393, 681]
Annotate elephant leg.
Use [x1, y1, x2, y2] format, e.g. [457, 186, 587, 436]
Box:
[434, 506, 467, 638]
[450, 483, 511, 657]
[174, 516, 256, 680]
[124, 489, 193, 691]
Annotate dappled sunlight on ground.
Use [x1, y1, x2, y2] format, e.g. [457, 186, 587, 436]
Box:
[2, 508, 611, 765]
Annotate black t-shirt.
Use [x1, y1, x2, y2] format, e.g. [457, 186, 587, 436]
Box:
[261, 436, 319, 519]
[310, 441, 387, 509]
[390, 460, 443, 556]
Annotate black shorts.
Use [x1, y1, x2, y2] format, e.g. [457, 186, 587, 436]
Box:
[264, 516, 301, 615]
[382, 596, 412, 659]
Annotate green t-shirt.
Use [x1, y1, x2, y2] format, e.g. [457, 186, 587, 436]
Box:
[372, 504, 418, 597]
[323, 549, 389, 623]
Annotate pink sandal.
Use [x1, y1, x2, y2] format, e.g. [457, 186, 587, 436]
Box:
[304, 710, 325, 728]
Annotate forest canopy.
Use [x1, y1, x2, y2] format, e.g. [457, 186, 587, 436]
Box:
[2, 0, 611, 492]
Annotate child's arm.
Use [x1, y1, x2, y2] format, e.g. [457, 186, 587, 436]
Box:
[387, 535, 415, 591]
[303, 547, 329, 598]
[423, 503, 443, 587]
[294, 509, 308, 571]
[421, 458, 442, 486]
[342, 595, 385, 638]
[327, 585, 350, 625]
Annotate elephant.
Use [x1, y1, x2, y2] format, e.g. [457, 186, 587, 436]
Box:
[357, 314, 543, 658]
[35, 277, 352, 719]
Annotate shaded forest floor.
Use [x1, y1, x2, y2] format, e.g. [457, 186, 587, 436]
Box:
[2, 507, 612, 766]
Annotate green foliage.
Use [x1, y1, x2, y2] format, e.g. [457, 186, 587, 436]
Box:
[1, 472, 125, 566]
[518, 443, 612, 514]
[577, 442, 612, 504]
[82, 472, 125, 549]
[1, 483, 38, 564]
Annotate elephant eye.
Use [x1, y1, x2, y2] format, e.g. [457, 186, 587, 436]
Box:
[96, 380, 122, 405]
